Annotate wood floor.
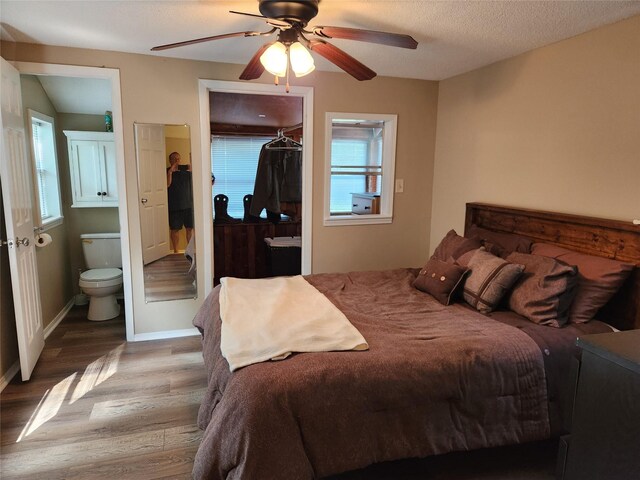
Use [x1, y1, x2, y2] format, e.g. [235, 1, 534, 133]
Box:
[0, 305, 205, 479]
[1, 305, 558, 480]
[143, 253, 197, 302]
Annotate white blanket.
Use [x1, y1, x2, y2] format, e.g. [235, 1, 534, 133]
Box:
[220, 275, 368, 371]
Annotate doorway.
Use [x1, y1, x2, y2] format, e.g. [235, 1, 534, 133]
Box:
[210, 92, 303, 284]
[14, 62, 132, 341]
[197, 80, 313, 293]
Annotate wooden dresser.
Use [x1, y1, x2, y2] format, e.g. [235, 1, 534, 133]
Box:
[213, 220, 301, 285]
[560, 329, 640, 480]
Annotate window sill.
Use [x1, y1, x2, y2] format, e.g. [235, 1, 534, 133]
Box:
[40, 216, 64, 232]
[323, 214, 392, 227]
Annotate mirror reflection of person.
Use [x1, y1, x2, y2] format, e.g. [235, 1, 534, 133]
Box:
[166, 152, 193, 253]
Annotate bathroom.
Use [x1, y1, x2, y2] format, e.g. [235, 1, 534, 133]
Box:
[20, 73, 124, 329]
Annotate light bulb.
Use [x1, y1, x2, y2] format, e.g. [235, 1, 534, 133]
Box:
[260, 42, 288, 77]
[289, 42, 315, 77]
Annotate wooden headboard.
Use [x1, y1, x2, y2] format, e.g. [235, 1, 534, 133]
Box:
[464, 203, 640, 331]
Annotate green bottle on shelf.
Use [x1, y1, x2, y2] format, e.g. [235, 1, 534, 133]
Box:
[105, 111, 113, 132]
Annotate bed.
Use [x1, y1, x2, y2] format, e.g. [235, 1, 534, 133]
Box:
[192, 203, 640, 480]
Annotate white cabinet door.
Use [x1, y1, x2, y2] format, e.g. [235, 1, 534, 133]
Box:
[99, 140, 118, 205]
[65, 131, 117, 207]
[70, 140, 103, 206]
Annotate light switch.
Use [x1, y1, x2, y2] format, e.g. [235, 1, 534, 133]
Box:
[395, 179, 404, 193]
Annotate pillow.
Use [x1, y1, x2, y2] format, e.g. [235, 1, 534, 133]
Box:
[466, 225, 533, 258]
[531, 243, 634, 323]
[414, 259, 469, 305]
[463, 248, 525, 314]
[431, 229, 482, 263]
[506, 252, 579, 327]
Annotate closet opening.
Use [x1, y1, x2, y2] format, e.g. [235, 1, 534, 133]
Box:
[210, 92, 304, 285]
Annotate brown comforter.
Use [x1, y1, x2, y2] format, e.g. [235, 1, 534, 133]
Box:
[192, 269, 611, 479]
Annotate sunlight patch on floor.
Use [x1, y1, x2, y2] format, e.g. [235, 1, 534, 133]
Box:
[16, 372, 77, 442]
[70, 343, 125, 404]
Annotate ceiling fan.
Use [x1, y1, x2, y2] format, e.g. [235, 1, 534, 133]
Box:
[151, 0, 418, 87]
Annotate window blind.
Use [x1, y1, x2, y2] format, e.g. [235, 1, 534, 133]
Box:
[211, 136, 269, 218]
[31, 120, 50, 219]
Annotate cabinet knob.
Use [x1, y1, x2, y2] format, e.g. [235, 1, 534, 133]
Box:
[141, 198, 148, 204]
[97, 192, 102, 196]
[102, 192, 107, 196]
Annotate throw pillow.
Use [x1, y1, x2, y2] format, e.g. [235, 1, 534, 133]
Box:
[463, 248, 525, 314]
[414, 258, 469, 305]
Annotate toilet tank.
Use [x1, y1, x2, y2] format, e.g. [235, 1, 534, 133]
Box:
[81, 233, 122, 269]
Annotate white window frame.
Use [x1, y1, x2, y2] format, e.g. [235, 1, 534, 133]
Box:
[323, 112, 397, 226]
[27, 109, 63, 230]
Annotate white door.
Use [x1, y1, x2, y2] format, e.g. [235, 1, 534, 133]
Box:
[70, 140, 103, 205]
[0, 57, 44, 381]
[99, 140, 118, 205]
[134, 124, 171, 265]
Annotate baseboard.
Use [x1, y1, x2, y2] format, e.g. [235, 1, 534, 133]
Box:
[132, 327, 200, 342]
[0, 360, 20, 393]
[43, 297, 75, 339]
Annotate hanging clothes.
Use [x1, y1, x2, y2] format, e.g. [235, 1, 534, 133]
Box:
[250, 142, 302, 218]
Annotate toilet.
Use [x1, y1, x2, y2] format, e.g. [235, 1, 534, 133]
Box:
[79, 233, 123, 321]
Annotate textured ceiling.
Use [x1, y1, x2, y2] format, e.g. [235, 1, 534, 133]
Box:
[2, 1, 640, 80]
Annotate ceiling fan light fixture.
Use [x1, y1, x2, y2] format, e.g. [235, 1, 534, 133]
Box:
[260, 41, 288, 77]
[289, 42, 315, 77]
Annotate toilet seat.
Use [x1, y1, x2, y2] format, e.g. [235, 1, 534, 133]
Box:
[79, 268, 123, 289]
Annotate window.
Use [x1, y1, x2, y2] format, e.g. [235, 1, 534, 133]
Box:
[211, 135, 269, 218]
[324, 113, 397, 226]
[28, 110, 63, 229]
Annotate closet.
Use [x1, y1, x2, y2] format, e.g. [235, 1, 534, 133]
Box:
[210, 91, 303, 285]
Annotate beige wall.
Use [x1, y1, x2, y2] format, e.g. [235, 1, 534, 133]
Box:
[311, 74, 439, 273]
[3, 42, 439, 334]
[431, 15, 640, 252]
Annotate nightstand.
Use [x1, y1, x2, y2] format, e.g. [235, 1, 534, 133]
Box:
[559, 329, 640, 480]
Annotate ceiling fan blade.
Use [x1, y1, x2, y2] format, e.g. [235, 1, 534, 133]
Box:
[239, 43, 272, 80]
[151, 31, 257, 51]
[230, 10, 292, 29]
[312, 26, 418, 49]
[309, 40, 376, 81]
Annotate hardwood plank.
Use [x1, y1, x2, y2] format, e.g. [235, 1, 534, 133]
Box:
[0, 306, 206, 479]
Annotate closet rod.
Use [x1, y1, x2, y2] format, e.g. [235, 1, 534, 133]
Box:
[280, 122, 303, 134]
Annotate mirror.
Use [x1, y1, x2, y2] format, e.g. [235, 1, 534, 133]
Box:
[134, 123, 196, 302]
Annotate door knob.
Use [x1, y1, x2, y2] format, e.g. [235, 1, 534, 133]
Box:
[141, 198, 148, 204]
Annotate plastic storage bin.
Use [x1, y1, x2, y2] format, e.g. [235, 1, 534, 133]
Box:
[264, 236, 302, 276]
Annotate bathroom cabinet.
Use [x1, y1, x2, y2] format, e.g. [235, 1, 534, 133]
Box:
[64, 130, 118, 207]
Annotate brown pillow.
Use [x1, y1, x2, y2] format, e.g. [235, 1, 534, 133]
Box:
[414, 258, 469, 305]
[506, 252, 579, 327]
[531, 243, 634, 323]
[467, 225, 533, 258]
[463, 248, 525, 314]
[431, 229, 482, 263]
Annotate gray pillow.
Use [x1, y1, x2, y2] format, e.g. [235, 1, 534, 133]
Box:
[463, 248, 525, 314]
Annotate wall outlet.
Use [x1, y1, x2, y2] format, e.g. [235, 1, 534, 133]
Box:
[395, 179, 404, 193]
